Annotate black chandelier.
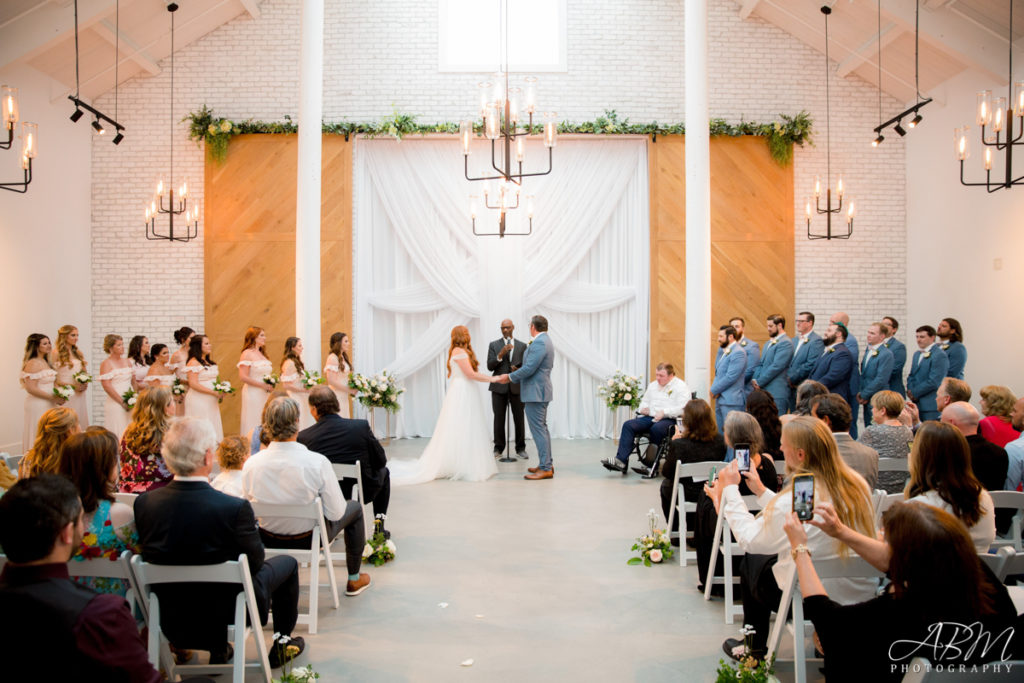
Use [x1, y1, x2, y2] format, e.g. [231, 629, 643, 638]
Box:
[1, 86, 37, 193]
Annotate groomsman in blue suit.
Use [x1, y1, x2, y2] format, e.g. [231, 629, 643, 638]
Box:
[788, 311, 825, 409]
[751, 314, 793, 414]
[882, 316, 907, 396]
[937, 317, 967, 380]
[856, 321, 895, 428]
[809, 322, 854, 408]
[710, 324, 747, 435]
[906, 325, 950, 422]
[730, 316, 760, 399]
[830, 312, 861, 437]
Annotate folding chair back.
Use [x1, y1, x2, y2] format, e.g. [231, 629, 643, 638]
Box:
[989, 490, 1024, 552]
[130, 553, 272, 683]
[332, 461, 371, 536]
[666, 460, 728, 566]
[114, 492, 138, 506]
[67, 549, 148, 624]
[704, 493, 763, 624]
[4, 453, 23, 474]
[978, 551, 1008, 582]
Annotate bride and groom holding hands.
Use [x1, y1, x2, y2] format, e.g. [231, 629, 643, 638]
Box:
[387, 315, 555, 486]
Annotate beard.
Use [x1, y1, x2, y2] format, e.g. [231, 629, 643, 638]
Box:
[719, 339, 729, 349]
[823, 333, 837, 346]
[768, 329, 779, 338]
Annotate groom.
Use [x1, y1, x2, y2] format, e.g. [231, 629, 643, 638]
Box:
[498, 315, 555, 480]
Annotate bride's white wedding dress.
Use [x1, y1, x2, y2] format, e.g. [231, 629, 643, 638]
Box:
[389, 350, 496, 485]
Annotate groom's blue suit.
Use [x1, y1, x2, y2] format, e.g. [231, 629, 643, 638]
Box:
[509, 332, 555, 472]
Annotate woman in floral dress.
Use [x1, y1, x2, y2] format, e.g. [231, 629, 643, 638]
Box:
[119, 386, 175, 493]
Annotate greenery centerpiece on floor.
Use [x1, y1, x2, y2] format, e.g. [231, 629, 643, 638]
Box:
[361, 514, 396, 567]
[627, 509, 674, 566]
[716, 625, 777, 682]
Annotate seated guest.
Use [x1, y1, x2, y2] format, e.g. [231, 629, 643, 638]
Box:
[781, 501, 1018, 680]
[119, 386, 175, 493]
[941, 402, 1009, 495]
[979, 385, 1021, 448]
[705, 417, 877, 660]
[859, 390, 913, 493]
[59, 427, 140, 596]
[18, 406, 79, 478]
[242, 396, 370, 596]
[791, 380, 828, 417]
[900, 377, 971, 433]
[298, 387, 391, 530]
[0, 459, 16, 492]
[134, 417, 305, 668]
[0, 475, 161, 682]
[810, 393, 879, 491]
[249, 388, 290, 454]
[1004, 397, 1024, 490]
[745, 389, 782, 460]
[210, 435, 248, 497]
[694, 412, 778, 591]
[906, 421, 996, 552]
[602, 362, 689, 473]
[659, 399, 726, 535]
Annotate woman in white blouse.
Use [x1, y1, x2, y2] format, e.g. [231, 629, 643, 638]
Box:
[324, 331, 355, 418]
[704, 416, 877, 661]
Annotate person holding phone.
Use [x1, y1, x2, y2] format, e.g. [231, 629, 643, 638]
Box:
[703, 416, 877, 662]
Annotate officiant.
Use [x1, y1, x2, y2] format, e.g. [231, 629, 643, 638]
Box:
[488, 319, 527, 458]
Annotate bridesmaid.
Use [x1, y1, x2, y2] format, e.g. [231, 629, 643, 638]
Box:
[184, 334, 225, 440]
[127, 335, 151, 390]
[168, 326, 194, 386]
[238, 326, 274, 437]
[21, 333, 63, 453]
[145, 344, 177, 394]
[53, 324, 90, 429]
[280, 336, 314, 430]
[97, 334, 134, 441]
[325, 331, 355, 419]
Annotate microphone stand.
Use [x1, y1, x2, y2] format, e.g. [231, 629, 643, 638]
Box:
[497, 347, 518, 463]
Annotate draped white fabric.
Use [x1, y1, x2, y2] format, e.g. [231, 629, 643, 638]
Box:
[353, 137, 649, 438]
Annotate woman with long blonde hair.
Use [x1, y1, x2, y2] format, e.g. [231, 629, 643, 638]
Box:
[19, 406, 80, 478]
[119, 386, 176, 493]
[54, 324, 90, 428]
[98, 334, 133, 441]
[390, 325, 498, 485]
[705, 416, 877, 661]
[20, 333, 63, 453]
[238, 326, 274, 436]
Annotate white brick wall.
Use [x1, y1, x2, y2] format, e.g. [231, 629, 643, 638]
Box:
[89, 0, 908, 420]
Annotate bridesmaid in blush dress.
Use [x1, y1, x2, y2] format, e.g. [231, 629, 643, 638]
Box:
[144, 344, 178, 396]
[128, 335, 151, 391]
[184, 334, 226, 440]
[238, 326, 274, 437]
[53, 324, 90, 429]
[97, 334, 134, 441]
[324, 331, 355, 419]
[168, 326, 194, 389]
[21, 333, 64, 453]
[280, 336, 314, 431]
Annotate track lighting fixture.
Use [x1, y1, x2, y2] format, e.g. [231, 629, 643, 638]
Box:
[91, 118, 104, 134]
[112, 132, 124, 145]
[872, 134, 884, 147]
[909, 112, 923, 128]
[67, 1, 126, 146]
[893, 121, 906, 136]
[69, 108, 83, 123]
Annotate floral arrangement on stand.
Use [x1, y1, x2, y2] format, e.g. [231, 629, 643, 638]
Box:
[72, 370, 92, 385]
[263, 372, 280, 388]
[715, 625, 777, 682]
[300, 370, 324, 389]
[271, 633, 319, 683]
[627, 509, 674, 566]
[53, 384, 74, 401]
[121, 388, 137, 410]
[349, 371, 404, 412]
[361, 514, 396, 567]
[598, 370, 643, 411]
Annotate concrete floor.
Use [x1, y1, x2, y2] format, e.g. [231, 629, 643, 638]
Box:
[231, 439, 814, 682]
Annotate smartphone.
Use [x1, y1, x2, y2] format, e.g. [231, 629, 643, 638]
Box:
[709, 466, 718, 483]
[734, 443, 751, 473]
[793, 473, 815, 522]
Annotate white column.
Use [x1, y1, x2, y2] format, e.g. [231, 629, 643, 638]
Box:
[684, 0, 711, 397]
[295, 0, 324, 369]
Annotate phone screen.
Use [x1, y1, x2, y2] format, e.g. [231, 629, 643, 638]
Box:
[709, 466, 717, 483]
[793, 475, 815, 521]
[734, 445, 751, 473]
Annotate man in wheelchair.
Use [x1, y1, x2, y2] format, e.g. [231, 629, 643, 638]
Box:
[601, 362, 690, 474]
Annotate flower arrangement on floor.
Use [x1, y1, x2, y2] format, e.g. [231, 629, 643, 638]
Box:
[627, 509, 674, 566]
[598, 371, 643, 411]
[263, 372, 280, 388]
[213, 377, 236, 395]
[349, 370, 404, 412]
[121, 388, 137, 409]
[361, 514, 396, 567]
[271, 633, 318, 683]
[300, 369, 324, 389]
[715, 625, 777, 682]
[72, 370, 92, 385]
[53, 384, 74, 401]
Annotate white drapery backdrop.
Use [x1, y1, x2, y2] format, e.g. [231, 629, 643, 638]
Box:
[353, 137, 649, 438]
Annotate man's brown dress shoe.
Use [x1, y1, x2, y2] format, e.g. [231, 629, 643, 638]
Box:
[524, 469, 553, 480]
[527, 466, 555, 473]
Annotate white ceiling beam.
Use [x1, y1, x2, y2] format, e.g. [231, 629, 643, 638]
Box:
[737, 0, 760, 21]
[239, 0, 261, 20]
[92, 19, 161, 76]
[837, 23, 903, 78]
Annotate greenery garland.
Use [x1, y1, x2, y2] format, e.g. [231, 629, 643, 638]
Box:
[186, 106, 812, 166]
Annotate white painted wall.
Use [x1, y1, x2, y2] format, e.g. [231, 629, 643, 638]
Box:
[0, 64, 92, 453]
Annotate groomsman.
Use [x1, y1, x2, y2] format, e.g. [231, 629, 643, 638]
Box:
[856, 322, 895, 428]
[906, 325, 950, 422]
[830, 312, 860, 437]
[751, 314, 793, 414]
[730, 317, 760, 399]
[809, 321, 854, 409]
[937, 317, 967, 380]
[710, 324, 747, 434]
[788, 311, 824, 410]
[882, 316, 907, 396]
[487, 319, 527, 457]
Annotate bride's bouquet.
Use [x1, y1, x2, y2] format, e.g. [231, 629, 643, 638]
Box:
[350, 370, 404, 412]
[598, 370, 643, 410]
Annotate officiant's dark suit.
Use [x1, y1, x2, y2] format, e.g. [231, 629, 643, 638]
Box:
[488, 320, 527, 455]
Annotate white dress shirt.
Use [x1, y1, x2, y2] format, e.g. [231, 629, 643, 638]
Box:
[210, 469, 245, 498]
[638, 376, 690, 418]
[241, 440, 347, 535]
[909, 489, 996, 553]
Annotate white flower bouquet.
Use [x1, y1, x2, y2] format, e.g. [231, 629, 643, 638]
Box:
[598, 370, 643, 410]
[362, 514, 395, 567]
[715, 624, 777, 682]
[72, 370, 92, 384]
[350, 370, 404, 412]
[627, 508, 674, 566]
[263, 372, 280, 388]
[121, 388, 137, 409]
[300, 369, 324, 389]
[171, 378, 187, 396]
[53, 384, 74, 400]
[212, 377, 236, 395]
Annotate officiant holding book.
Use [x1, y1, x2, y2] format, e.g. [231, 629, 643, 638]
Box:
[488, 319, 527, 458]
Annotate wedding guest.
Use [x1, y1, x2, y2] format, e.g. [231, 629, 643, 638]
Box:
[746, 389, 782, 460]
[0, 476, 161, 682]
[979, 385, 1021, 448]
[810, 393, 879, 491]
[937, 317, 967, 380]
[211, 435, 248, 497]
[97, 334, 134, 441]
[184, 334, 225, 441]
[119, 387, 176, 493]
[0, 460, 15, 492]
[941, 402, 1009, 497]
[791, 380, 828, 417]
[18, 406, 79, 478]
[21, 332, 62, 453]
[858, 390, 914, 493]
[168, 326, 194, 386]
[53, 324, 90, 428]
[602, 362, 689, 473]
[280, 337, 314, 431]
[1003, 397, 1024, 490]
[325, 332, 355, 419]
[60, 427, 141, 596]
[144, 343, 177, 394]
[660, 398, 726, 528]
[238, 326, 274, 437]
[250, 389, 291, 453]
[127, 335, 151, 391]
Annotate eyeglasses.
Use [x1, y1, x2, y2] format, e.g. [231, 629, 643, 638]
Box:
[796, 318, 810, 323]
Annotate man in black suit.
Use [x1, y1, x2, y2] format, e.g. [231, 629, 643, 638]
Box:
[134, 416, 304, 669]
[299, 386, 390, 528]
[487, 318, 527, 458]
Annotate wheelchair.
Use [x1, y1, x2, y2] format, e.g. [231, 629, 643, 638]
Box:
[627, 425, 676, 478]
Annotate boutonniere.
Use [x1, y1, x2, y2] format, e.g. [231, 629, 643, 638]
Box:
[827, 347, 835, 354]
[883, 341, 890, 347]
[740, 339, 748, 347]
[871, 350, 879, 357]
[528, 339, 534, 346]
[941, 343, 950, 351]
[923, 351, 931, 359]
[724, 348, 732, 356]
[667, 389, 673, 396]
[769, 338, 778, 346]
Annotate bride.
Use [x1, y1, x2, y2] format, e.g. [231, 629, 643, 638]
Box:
[390, 325, 498, 485]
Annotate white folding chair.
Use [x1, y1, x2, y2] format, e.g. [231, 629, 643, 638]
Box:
[250, 497, 339, 634]
[704, 493, 763, 624]
[130, 553, 272, 683]
[978, 551, 1008, 581]
[67, 549, 148, 625]
[874, 491, 905, 526]
[331, 461, 371, 537]
[666, 460, 727, 567]
[766, 556, 885, 683]
[989, 490, 1024, 552]
[114, 492, 138, 506]
[4, 453, 23, 475]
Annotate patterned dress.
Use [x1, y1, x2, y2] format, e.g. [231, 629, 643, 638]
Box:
[70, 499, 141, 596]
[119, 434, 173, 493]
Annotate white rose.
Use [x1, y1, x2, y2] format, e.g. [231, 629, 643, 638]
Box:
[385, 540, 396, 553]
[219, 119, 232, 133]
[362, 543, 373, 559]
[623, 393, 631, 400]
[618, 382, 626, 389]
[607, 379, 614, 387]
[650, 549, 663, 563]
